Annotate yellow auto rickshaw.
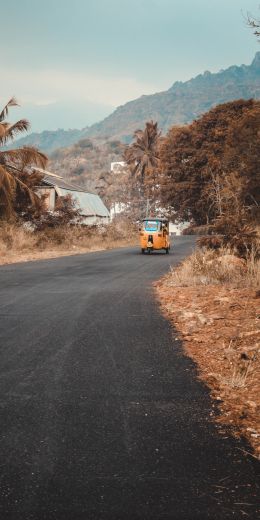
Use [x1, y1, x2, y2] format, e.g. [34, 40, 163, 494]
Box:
[139, 218, 170, 254]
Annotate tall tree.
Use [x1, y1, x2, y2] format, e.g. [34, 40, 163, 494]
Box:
[159, 99, 260, 226]
[124, 121, 160, 184]
[0, 98, 47, 219]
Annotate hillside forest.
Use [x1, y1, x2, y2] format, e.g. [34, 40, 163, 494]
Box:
[0, 94, 259, 259]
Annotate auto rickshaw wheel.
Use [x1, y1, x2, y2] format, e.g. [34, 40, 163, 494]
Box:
[141, 249, 145, 254]
[165, 248, 169, 254]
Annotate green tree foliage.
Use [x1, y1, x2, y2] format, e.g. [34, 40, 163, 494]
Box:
[159, 99, 260, 228]
[0, 98, 48, 219]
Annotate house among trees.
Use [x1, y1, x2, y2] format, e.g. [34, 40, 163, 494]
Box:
[110, 161, 127, 173]
[35, 168, 110, 225]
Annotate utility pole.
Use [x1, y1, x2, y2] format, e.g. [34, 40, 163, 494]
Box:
[146, 198, 150, 217]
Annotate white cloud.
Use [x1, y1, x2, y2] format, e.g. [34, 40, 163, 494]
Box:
[0, 67, 158, 109]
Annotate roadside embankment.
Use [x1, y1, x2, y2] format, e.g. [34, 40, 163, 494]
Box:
[0, 221, 137, 265]
[156, 248, 260, 457]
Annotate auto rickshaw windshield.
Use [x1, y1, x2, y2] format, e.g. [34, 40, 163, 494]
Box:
[143, 220, 159, 232]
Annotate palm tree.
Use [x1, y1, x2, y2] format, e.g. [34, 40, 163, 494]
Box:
[0, 98, 47, 218]
[124, 120, 160, 184]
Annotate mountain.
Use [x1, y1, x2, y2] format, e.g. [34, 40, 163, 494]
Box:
[13, 52, 260, 152]
[11, 128, 89, 153]
[85, 52, 260, 142]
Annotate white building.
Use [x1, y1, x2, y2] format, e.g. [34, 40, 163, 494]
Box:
[169, 222, 190, 236]
[110, 161, 127, 173]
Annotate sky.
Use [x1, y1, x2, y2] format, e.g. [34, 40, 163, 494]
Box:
[1, 0, 259, 132]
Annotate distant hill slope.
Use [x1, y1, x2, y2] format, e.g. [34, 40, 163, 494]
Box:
[85, 52, 260, 142]
[11, 128, 89, 153]
[49, 138, 125, 193]
[13, 52, 260, 152]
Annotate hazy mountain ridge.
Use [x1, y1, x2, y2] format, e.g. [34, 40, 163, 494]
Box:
[13, 52, 260, 152]
[85, 52, 260, 142]
[11, 127, 89, 153]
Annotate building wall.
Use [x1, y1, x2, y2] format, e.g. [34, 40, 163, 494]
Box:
[36, 187, 56, 211]
[37, 183, 110, 225]
[110, 161, 127, 173]
[81, 215, 110, 226]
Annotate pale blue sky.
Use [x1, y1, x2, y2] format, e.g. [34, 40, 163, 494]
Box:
[1, 0, 259, 131]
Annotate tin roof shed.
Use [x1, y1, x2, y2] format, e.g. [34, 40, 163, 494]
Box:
[35, 168, 110, 223]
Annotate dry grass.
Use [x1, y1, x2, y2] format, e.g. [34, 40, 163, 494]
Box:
[156, 247, 260, 456]
[168, 247, 260, 289]
[0, 219, 138, 265]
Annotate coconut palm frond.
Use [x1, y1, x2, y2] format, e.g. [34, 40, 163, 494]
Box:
[0, 146, 48, 170]
[21, 146, 48, 169]
[0, 98, 48, 218]
[0, 165, 16, 217]
[0, 122, 10, 135]
[0, 119, 30, 144]
[0, 97, 19, 123]
[134, 129, 143, 139]
[129, 161, 139, 177]
[5, 165, 41, 206]
[124, 120, 160, 184]
[16, 175, 41, 207]
[0, 124, 6, 139]
[0, 164, 16, 191]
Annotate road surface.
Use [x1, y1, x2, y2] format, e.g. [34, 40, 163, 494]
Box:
[0, 237, 259, 519]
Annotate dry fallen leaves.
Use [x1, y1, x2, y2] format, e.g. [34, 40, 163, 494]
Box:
[156, 278, 260, 457]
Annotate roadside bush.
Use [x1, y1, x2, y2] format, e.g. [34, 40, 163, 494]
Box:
[168, 247, 260, 288]
[102, 216, 137, 241]
[0, 223, 37, 253]
[197, 220, 259, 259]
[33, 194, 82, 231]
[0, 215, 138, 263]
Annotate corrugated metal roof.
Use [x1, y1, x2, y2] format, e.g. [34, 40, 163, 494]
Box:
[57, 187, 110, 218]
[35, 167, 110, 218]
[41, 173, 92, 193]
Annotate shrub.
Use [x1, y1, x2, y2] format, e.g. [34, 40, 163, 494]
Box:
[168, 247, 260, 289]
[197, 223, 259, 258]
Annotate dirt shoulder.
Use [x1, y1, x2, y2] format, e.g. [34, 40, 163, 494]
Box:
[0, 240, 137, 266]
[0, 221, 138, 266]
[156, 261, 260, 458]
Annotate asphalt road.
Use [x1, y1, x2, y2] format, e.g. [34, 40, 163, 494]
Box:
[0, 237, 259, 520]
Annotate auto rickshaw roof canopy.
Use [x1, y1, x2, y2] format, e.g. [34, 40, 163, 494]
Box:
[142, 217, 169, 223]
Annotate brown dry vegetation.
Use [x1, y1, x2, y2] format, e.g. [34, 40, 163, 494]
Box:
[160, 99, 260, 227]
[156, 248, 260, 457]
[50, 139, 125, 194]
[0, 218, 137, 265]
